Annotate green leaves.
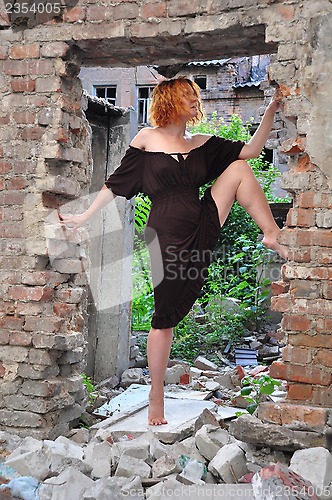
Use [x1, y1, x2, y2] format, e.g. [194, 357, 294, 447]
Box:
[235, 374, 282, 417]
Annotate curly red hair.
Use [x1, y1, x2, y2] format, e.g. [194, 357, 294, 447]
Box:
[148, 77, 204, 127]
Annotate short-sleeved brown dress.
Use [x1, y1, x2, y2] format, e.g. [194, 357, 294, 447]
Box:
[105, 135, 244, 329]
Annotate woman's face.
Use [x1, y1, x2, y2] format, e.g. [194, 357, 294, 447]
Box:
[178, 85, 199, 121]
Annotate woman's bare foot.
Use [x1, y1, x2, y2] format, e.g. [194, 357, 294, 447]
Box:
[148, 390, 168, 426]
[262, 232, 288, 260]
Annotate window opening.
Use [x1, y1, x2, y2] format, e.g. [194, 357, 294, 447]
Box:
[93, 85, 117, 105]
[137, 86, 155, 125]
[193, 75, 207, 90]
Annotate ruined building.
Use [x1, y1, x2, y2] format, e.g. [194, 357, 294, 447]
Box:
[0, 0, 331, 439]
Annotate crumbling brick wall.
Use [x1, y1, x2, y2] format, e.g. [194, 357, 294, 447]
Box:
[0, 0, 331, 437]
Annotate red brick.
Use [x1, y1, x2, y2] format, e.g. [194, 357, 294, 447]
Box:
[5, 178, 28, 190]
[281, 314, 311, 332]
[314, 230, 332, 247]
[288, 363, 331, 386]
[86, 6, 110, 21]
[10, 44, 40, 59]
[9, 331, 32, 346]
[286, 208, 315, 227]
[287, 247, 312, 263]
[311, 386, 332, 407]
[63, 6, 87, 22]
[11, 77, 35, 92]
[13, 111, 35, 124]
[0, 179, 5, 191]
[0, 191, 26, 206]
[282, 345, 312, 365]
[22, 127, 44, 141]
[21, 271, 67, 287]
[297, 192, 331, 209]
[270, 294, 291, 313]
[287, 383, 313, 401]
[0, 114, 10, 125]
[277, 4, 295, 20]
[0, 315, 25, 331]
[316, 317, 332, 333]
[7, 286, 54, 302]
[290, 280, 320, 299]
[179, 373, 190, 384]
[271, 280, 289, 296]
[53, 302, 77, 317]
[0, 331, 10, 345]
[113, 3, 139, 20]
[0, 162, 12, 174]
[321, 282, 332, 300]
[24, 316, 64, 333]
[269, 360, 288, 380]
[314, 350, 332, 368]
[3, 59, 54, 76]
[0, 222, 25, 238]
[289, 332, 332, 349]
[0, 364, 5, 377]
[258, 401, 328, 428]
[140, 2, 167, 17]
[35, 77, 62, 93]
[282, 264, 330, 281]
[40, 42, 70, 58]
[0, 46, 9, 59]
[12, 160, 37, 175]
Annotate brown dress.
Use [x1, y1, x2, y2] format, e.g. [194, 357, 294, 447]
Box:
[105, 135, 244, 329]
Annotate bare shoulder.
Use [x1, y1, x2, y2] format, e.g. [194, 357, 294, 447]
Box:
[130, 127, 156, 150]
[191, 133, 213, 147]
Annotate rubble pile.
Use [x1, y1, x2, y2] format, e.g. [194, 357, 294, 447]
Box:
[0, 357, 331, 500]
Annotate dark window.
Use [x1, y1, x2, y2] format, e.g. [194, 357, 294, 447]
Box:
[137, 86, 155, 125]
[194, 75, 207, 90]
[93, 85, 117, 105]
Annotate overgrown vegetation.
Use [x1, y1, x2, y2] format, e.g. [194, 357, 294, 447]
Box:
[235, 374, 282, 415]
[132, 113, 289, 362]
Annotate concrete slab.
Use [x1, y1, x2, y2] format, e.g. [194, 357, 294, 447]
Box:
[94, 398, 217, 444]
[93, 384, 242, 423]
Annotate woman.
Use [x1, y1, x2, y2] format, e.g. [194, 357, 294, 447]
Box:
[60, 77, 288, 426]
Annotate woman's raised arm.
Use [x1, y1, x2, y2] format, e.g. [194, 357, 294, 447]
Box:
[59, 184, 116, 229]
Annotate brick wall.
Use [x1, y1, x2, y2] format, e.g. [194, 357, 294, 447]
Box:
[0, 0, 331, 437]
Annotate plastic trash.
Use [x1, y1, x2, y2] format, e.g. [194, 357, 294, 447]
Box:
[181, 459, 205, 481]
[177, 455, 206, 480]
[0, 476, 40, 500]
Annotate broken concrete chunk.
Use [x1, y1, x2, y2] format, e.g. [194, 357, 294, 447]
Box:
[120, 368, 146, 388]
[67, 428, 90, 445]
[290, 447, 332, 494]
[39, 466, 94, 500]
[111, 439, 150, 467]
[82, 477, 125, 500]
[5, 449, 50, 481]
[208, 443, 248, 483]
[252, 463, 319, 500]
[121, 476, 142, 499]
[195, 424, 231, 460]
[230, 414, 327, 451]
[195, 424, 223, 461]
[200, 380, 220, 392]
[164, 365, 187, 385]
[190, 367, 202, 379]
[194, 408, 220, 433]
[43, 438, 91, 476]
[115, 454, 151, 479]
[193, 356, 219, 371]
[83, 441, 112, 478]
[151, 455, 182, 478]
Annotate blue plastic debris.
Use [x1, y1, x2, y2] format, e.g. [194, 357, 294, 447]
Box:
[0, 476, 40, 500]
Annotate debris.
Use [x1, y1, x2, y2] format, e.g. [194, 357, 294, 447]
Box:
[234, 348, 258, 367]
[252, 462, 319, 500]
[193, 356, 219, 371]
[115, 454, 151, 479]
[208, 443, 248, 483]
[289, 447, 332, 494]
[0, 476, 40, 500]
[120, 368, 146, 388]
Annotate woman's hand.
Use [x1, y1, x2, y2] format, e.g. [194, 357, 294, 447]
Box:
[267, 88, 283, 113]
[58, 212, 89, 229]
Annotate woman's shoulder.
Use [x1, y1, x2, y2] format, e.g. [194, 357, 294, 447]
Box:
[130, 127, 157, 150]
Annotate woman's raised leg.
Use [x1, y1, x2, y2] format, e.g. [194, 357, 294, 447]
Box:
[211, 160, 288, 259]
[146, 326, 173, 425]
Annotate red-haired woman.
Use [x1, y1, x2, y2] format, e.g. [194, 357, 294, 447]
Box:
[60, 77, 287, 426]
